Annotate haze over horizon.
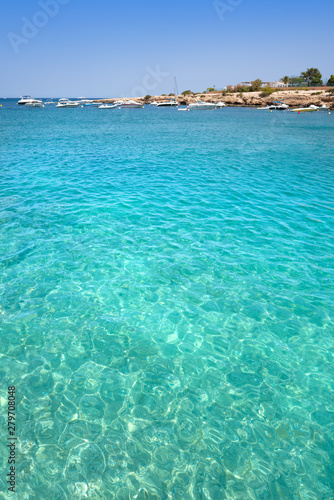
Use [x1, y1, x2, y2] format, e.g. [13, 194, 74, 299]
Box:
[1, 0, 333, 98]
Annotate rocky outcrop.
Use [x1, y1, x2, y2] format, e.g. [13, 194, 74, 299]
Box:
[96, 90, 334, 108]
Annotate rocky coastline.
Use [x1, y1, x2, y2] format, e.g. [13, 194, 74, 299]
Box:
[97, 88, 334, 108]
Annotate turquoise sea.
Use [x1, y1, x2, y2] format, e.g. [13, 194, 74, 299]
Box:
[0, 100, 334, 499]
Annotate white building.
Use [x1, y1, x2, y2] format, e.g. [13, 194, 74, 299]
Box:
[261, 81, 289, 88]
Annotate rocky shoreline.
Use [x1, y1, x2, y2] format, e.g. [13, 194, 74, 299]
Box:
[97, 89, 334, 108]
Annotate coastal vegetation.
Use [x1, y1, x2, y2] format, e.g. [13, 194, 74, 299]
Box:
[327, 75, 334, 86]
[301, 68, 323, 86]
[177, 69, 333, 99]
[281, 68, 324, 87]
[260, 87, 278, 97]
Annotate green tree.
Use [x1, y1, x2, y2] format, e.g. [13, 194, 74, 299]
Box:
[300, 68, 323, 87]
[281, 76, 290, 85]
[250, 79, 262, 91]
[207, 87, 215, 92]
[181, 90, 193, 96]
[289, 76, 305, 87]
[327, 75, 334, 86]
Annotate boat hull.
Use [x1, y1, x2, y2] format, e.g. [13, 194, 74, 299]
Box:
[121, 105, 142, 108]
[56, 104, 79, 108]
[98, 105, 117, 109]
[155, 103, 178, 107]
[188, 105, 215, 110]
[291, 108, 317, 113]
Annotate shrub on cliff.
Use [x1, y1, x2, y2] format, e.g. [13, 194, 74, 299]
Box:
[144, 95, 151, 101]
[181, 90, 193, 96]
[235, 84, 250, 93]
[260, 87, 277, 97]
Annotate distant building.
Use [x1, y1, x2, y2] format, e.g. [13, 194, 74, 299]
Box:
[261, 81, 289, 88]
[231, 81, 289, 89]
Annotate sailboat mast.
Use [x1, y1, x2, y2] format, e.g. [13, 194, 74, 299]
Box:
[174, 77, 179, 104]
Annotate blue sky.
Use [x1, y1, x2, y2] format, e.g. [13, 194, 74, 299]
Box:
[1, 0, 333, 97]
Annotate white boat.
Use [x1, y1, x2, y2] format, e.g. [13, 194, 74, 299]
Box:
[318, 104, 329, 111]
[121, 100, 142, 108]
[44, 99, 55, 105]
[188, 101, 216, 110]
[56, 102, 80, 108]
[290, 106, 318, 113]
[56, 98, 80, 108]
[215, 101, 226, 108]
[268, 101, 289, 110]
[155, 100, 178, 107]
[18, 96, 42, 105]
[177, 107, 190, 111]
[98, 104, 117, 109]
[57, 98, 69, 105]
[149, 101, 158, 106]
[25, 101, 43, 107]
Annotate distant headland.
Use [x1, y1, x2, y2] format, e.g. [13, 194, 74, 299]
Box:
[97, 69, 334, 108]
[97, 87, 334, 109]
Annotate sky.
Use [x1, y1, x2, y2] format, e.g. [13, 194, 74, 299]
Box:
[1, 0, 333, 98]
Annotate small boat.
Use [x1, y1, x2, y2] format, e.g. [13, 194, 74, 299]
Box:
[318, 104, 329, 111]
[56, 98, 80, 108]
[98, 104, 117, 109]
[120, 100, 142, 108]
[25, 101, 43, 107]
[177, 107, 190, 111]
[44, 99, 55, 105]
[215, 101, 226, 108]
[268, 101, 289, 110]
[290, 105, 318, 113]
[149, 101, 158, 106]
[18, 96, 42, 106]
[188, 101, 216, 110]
[155, 100, 178, 107]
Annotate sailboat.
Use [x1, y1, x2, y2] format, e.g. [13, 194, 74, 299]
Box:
[155, 78, 179, 107]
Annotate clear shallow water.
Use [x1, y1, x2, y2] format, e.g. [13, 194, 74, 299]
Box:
[0, 101, 334, 499]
